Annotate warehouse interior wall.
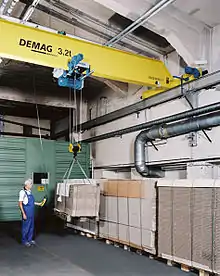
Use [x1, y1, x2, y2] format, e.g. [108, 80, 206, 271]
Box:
[83, 47, 220, 179]
[3, 116, 50, 136]
[212, 24, 220, 71]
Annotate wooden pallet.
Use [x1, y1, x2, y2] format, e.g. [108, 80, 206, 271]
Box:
[66, 223, 98, 239]
[165, 259, 211, 276]
[98, 236, 156, 259]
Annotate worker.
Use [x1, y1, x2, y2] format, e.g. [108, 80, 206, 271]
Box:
[18, 179, 46, 247]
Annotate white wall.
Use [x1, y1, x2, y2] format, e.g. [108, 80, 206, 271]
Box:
[212, 24, 220, 71]
[83, 48, 220, 179]
[3, 116, 50, 136]
[87, 88, 220, 167]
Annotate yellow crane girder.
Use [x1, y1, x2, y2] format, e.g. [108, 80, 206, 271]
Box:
[0, 18, 178, 89]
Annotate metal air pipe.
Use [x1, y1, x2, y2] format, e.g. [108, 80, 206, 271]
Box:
[135, 111, 220, 178]
[105, 0, 176, 46]
[83, 102, 220, 143]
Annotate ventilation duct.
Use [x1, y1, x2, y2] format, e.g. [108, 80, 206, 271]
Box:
[135, 111, 220, 178]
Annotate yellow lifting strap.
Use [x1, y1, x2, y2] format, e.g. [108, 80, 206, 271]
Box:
[0, 18, 177, 89]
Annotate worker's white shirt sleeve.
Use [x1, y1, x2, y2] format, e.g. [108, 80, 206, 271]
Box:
[19, 190, 30, 205]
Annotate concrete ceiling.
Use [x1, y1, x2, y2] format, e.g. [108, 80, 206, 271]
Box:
[173, 0, 220, 27]
[11, 0, 218, 64]
[0, 59, 105, 118]
[0, 0, 218, 124]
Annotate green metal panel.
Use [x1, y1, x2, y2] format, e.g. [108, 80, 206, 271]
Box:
[0, 137, 26, 221]
[0, 137, 90, 221]
[25, 139, 56, 204]
[55, 142, 90, 182]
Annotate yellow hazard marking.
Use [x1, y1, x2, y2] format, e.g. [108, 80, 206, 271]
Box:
[38, 186, 45, 192]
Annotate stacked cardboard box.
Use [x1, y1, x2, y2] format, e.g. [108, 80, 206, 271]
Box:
[158, 184, 172, 260]
[69, 218, 99, 236]
[55, 195, 66, 212]
[157, 179, 219, 273]
[213, 180, 220, 274]
[55, 179, 100, 218]
[99, 179, 156, 254]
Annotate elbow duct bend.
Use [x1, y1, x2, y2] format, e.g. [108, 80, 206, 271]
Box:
[134, 111, 220, 178]
[134, 128, 165, 178]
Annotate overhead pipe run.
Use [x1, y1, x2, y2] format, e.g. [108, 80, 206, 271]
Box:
[83, 101, 220, 143]
[105, 0, 176, 47]
[135, 111, 220, 178]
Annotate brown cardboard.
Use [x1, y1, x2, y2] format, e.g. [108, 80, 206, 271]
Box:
[192, 188, 212, 271]
[173, 188, 191, 262]
[158, 187, 172, 257]
[64, 184, 100, 217]
[103, 180, 142, 198]
[104, 180, 118, 196]
[127, 181, 142, 198]
[117, 181, 128, 197]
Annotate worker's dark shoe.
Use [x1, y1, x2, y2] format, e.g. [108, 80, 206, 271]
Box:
[30, 240, 36, 246]
[24, 242, 31, 248]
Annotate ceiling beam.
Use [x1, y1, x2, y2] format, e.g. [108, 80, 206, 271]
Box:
[0, 117, 50, 131]
[0, 132, 50, 139]
[0, 86, 72, 108]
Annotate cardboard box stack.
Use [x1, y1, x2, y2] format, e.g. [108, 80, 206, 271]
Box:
[99, 179, 156, 254]
[55, 179, 100, 218]
[70, 218, 99, 236]
[157, 179, 220, 273]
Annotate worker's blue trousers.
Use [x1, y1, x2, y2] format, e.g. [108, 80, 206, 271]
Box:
[22, 191, 35, 244]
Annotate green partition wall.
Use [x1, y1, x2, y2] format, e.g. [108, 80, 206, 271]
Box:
[0, 137, 90, 221]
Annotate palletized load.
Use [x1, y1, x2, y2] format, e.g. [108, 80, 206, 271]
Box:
[157, 179, 220, 274]
[55, 179, 100, 218]
[99, 179, 156, 255]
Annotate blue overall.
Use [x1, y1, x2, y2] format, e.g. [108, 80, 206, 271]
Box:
[22, 190, 35, 244]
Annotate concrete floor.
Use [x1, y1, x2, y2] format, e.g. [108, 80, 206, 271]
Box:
[0, 223, 196, 276]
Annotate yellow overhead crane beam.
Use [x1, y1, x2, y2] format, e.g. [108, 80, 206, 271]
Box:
[0, 18, 179, 90]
